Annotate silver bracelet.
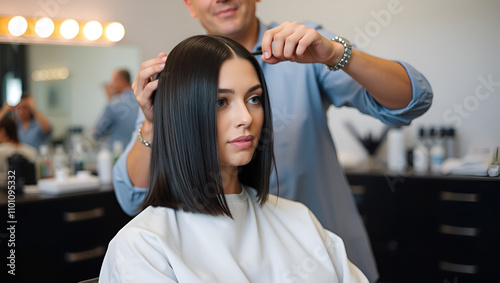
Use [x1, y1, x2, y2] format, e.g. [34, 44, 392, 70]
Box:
[138, 123, 152, 147]
[325, 36, 352, 71]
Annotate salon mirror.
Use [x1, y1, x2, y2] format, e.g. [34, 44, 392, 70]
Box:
[0, 42, 140, 142]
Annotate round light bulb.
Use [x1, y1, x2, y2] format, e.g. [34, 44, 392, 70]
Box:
[60, 19, 80, 39]
[57, 67, 70, 80]
[105, 22, 125, 42]
[8, 16, 28, 36]
[83, 21, 103, 41]
[32, 70, 42, 82]
[35, 17, 55, 38]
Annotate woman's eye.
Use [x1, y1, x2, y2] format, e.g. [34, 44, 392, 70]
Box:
[248, 95, 262, 105]
[216, 98, 227, 108]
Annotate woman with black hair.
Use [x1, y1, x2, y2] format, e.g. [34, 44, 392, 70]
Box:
[99, 35, 367, 283]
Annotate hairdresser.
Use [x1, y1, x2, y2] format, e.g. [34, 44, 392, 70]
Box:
[113, 1, 433, 281]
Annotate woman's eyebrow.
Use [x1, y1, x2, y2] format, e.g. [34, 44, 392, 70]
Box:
[247, 84, 262, 93]
[218, 84, 262, 94]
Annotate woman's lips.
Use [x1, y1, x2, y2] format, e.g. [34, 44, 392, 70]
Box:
[229, 135, 254, 149]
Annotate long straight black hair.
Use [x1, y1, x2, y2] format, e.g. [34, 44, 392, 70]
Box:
[141, 35, 276, 217]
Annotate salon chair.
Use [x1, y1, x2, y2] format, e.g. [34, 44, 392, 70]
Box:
[7, 153, 36, 192]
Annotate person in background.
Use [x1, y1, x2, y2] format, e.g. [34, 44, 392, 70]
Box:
[93, 69, 139, 150]
[113, 1, 434, 281]
[99, 35, 368, 282]
[0, 117, 37, 188]
[0, 93, 52, 153]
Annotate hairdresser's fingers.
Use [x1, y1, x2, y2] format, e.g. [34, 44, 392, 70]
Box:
[132, 52, 167, 123]
[261, 22, 335, 65]
[260, 22, 287, 64]
[293, 28, 319, 59]
[263, 22, 312, 62]
[138, 79, 159, 122]
[132, 52, 167, 100]
[272, 22, 312, 60]
[262, 22, 308, 64]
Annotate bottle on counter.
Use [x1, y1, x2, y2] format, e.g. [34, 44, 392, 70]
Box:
[387, 126, 407, 172]
[413, 127, 429, 174]
[487, 146, 500, 177]
[53, 144, 69, 181]
[37, 144, 53, 179]
[53, 145, 68, 170]
[112, 140, 124, 164]
[445, 127, 456, 159]
[70, 142, 85, 175]
[430, 127, 445, 174]
[97, 145, 113, 185]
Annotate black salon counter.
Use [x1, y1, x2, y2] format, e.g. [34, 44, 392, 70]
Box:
[344, 168, 500, 283]
[0, 186, 132, 283]
[2, 171, 498, 283]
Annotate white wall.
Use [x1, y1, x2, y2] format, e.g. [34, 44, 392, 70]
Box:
[4, 0, 500, 159]
[259, 0, 500, 161]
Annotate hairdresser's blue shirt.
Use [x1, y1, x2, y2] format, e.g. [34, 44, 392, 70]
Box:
[112, 20, 433, 282]
[17, 119, 52, 152]
[94, 89, 139, 150]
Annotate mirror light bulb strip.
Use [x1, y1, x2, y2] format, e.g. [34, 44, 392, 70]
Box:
[0, 16, 125, 44]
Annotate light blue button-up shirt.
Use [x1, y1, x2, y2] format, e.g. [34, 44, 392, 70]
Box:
[17, 119, 52, 152]
[94, 89, 139, 150]
[112, 20, 433, 282]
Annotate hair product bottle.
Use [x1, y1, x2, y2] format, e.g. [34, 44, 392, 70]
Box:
[97, 145, 113, 186]
[387, 126, 407, 172]
[413, 127, 429, 174]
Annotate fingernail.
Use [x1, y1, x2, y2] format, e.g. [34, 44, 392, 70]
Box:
[161, 56, 167, 61]
[158, 64, 165, 69]
[263, 51, 270, 59]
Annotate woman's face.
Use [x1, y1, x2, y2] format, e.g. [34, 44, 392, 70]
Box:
[216, 57, 263, 169]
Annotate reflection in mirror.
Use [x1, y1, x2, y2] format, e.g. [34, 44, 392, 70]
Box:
[1, 43, 140, 169]
[26, 44, 140, 141]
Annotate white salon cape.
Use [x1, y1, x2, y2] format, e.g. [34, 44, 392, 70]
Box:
[99, 186, 368, 283]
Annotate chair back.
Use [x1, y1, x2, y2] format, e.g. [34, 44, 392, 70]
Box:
[8, 153, 37, 193]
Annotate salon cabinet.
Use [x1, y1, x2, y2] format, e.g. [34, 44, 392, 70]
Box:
[346, 169, 500, 283]
[0, 187, 132, 283]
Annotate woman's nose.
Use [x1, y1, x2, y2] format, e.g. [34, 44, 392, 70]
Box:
[233, 103, 253, 128]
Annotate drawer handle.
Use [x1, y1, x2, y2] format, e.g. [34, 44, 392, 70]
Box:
[64, 207, 105, 222]
[440, 191, 479, 202]
[65, 246, 105, 263]
[439, 261, 478, 274]
[350, 185, 365, 195]
[439, 224, 479, 237]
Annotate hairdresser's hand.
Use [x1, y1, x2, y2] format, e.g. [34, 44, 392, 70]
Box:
[104, 83, 117, 101]
[1, 101, 13, 112]
[260, 21, 344, 67]
[132, 52, 167, 123]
